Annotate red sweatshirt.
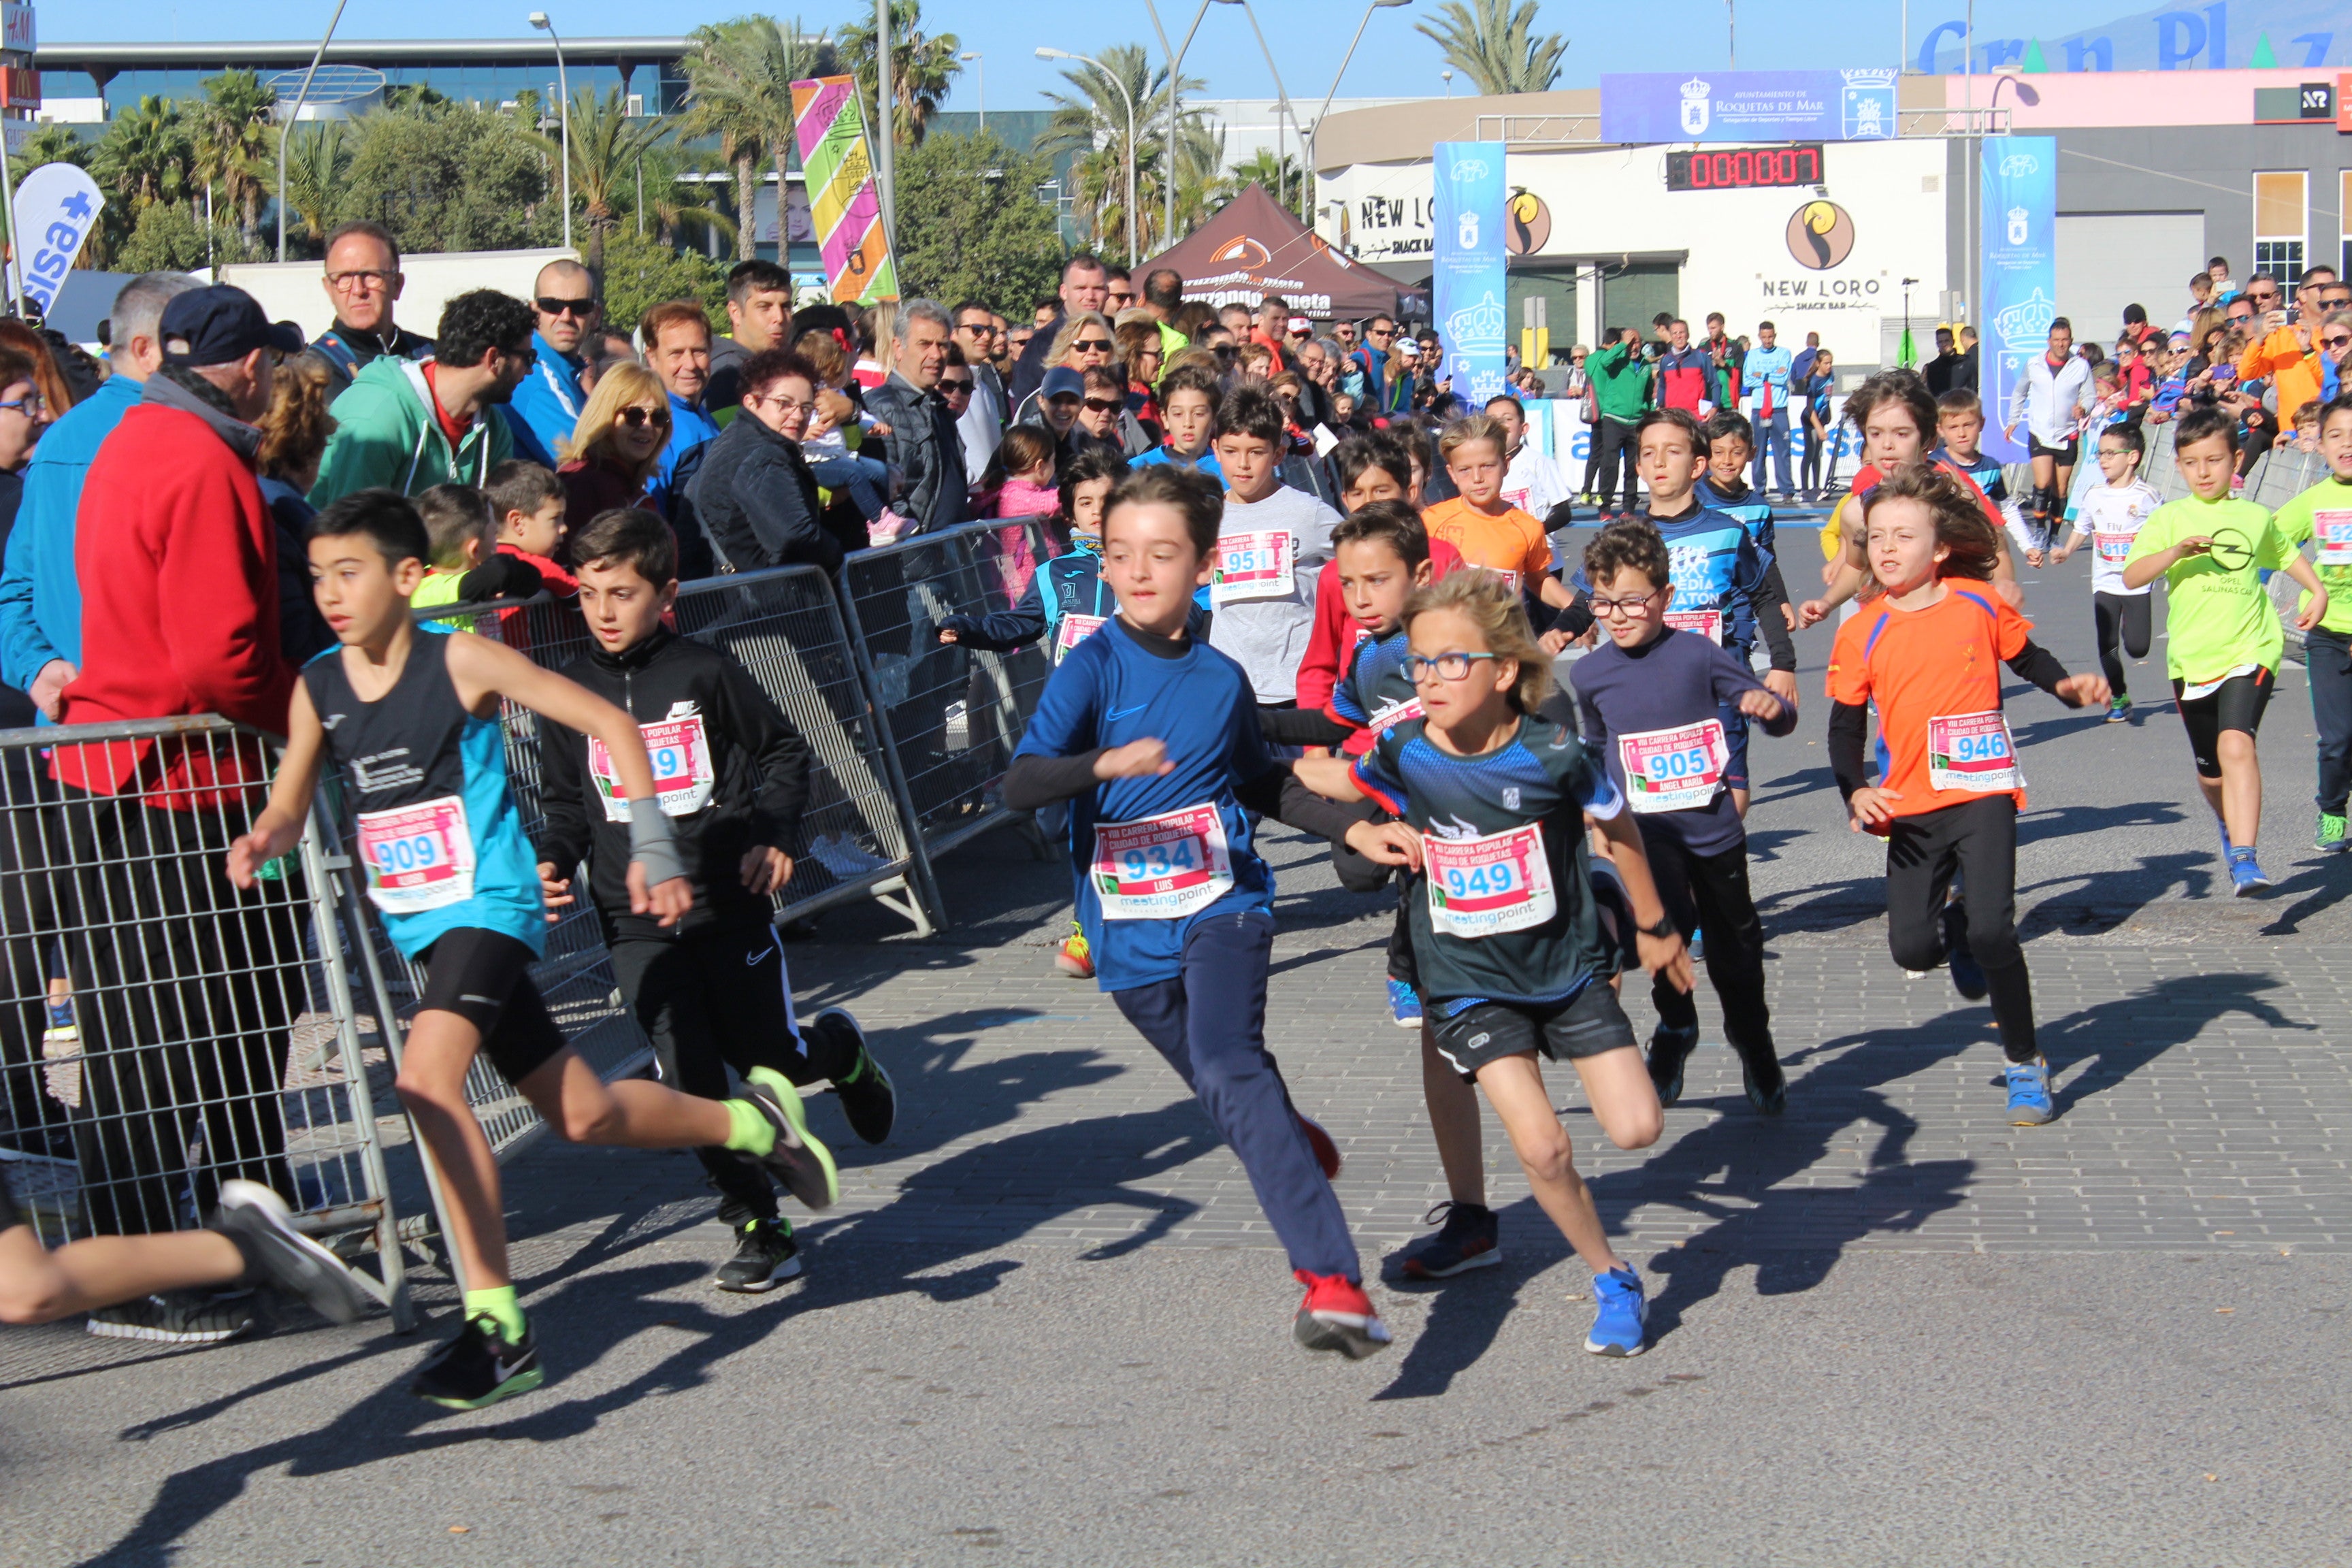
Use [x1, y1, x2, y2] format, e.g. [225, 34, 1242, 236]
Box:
[1294, 537, 1466, 754]
[56, 402, 295, 806]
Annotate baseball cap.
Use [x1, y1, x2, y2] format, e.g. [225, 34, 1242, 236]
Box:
[161, 285, 306, 366]
[1041, 366, 1086, 401]
[1287, 316, 1310, 335]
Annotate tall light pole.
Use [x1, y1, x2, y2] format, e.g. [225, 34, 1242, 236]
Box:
[529, 12, 571, 252]
[872, 0, 895, 247]
[275, 0, 350, 262]
[1727, 0, 1736, 68]
[1040, 48, 1137, 266]
[960, 51, 983, 135]
[1305, 0, 1410, 229]
[1213, 0, 1299, 214]
[1142, 0, 1215, 249]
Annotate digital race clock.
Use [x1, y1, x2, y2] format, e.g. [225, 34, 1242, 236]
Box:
[1664, 144, 1825, 192]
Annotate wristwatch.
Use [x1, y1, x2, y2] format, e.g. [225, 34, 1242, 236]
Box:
[1637, 915, 1678, 939]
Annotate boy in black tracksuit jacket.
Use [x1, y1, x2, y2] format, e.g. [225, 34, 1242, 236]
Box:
[535, 510, 897, 1292]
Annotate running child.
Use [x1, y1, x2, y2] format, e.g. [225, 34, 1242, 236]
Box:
[229, 489, 837, 1408]
[1698, 409, 1801, 680]
[1603, 409, 1797, 816]
[1, 1177, 372, 1339]
[534, 508, 893, 1296]
[1571, 519, 1796, 1113]
[1303, 572, 1693, 1356]
[1421, 414, 1579, 622]
[1130, 361, 1224, 480]
[2121, 406, 2328, 893]
[2048, 425, 2161, 723]
[1001, 463, 1399, 1358]
[1206, 385, 1342, 708]
[1828, 464, 2110, 1125]
[936, 446, 1139, 980]
[2253, 392, 2352, 851]
[1931, 389, 2029, 560]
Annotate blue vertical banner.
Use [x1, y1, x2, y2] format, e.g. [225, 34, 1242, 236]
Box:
[1979, 136, 2057, 467]
[1433, 142, 1508, 406]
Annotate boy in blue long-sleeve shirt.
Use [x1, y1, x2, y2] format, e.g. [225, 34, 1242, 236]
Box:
[1570, 517, 1796, 1113]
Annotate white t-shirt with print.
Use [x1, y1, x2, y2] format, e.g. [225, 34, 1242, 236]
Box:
[2076, 479, 2161, 596]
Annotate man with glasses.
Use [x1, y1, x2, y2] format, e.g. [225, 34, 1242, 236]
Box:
[2237, 270, 2331, 427]
[311, 289, 530, 504]
[1350, 314, 1410, 417]
[308, 220, 434, 396]
[507, 258, 600, 468]
[1011, 254, 1111, 408]
[707, 259, 794, 415]
[1105, 267, 1135, 314]
[949, 301, 1005, 478]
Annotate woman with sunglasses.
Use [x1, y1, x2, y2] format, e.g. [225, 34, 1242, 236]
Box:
[557, 361, 673, 534]
[1114, 321, 1165, 444]
[1009, 312, 1118, 428]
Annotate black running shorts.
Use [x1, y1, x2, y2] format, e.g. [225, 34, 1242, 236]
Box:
[416, 928, 569, 1086]
[2028, 434, 2078, 464]
[1431, 981, 1638, 1081]
[2171, 667, 2274, 779]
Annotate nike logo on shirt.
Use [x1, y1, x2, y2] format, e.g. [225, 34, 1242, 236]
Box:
[746, 945, 775, 966]
[1106, 704, 1149, 721]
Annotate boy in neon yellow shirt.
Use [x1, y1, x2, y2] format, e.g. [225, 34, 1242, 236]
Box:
[2122, 406, 2327, 894]
[2270, 392, 2352, 851]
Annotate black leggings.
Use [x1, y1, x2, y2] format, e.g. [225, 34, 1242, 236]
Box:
[2092, 591, 2152, 697]
[1885, 796, 2037, 1063]
[1643, 832, 1778, 1078]
[2172, 667, 2273, 779]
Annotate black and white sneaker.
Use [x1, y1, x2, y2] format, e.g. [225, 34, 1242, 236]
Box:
[86, 1290, 257, 1345]
[413, 1313, 544, 1409]
[819, 1009, 895, 1145]
[212, 1179, 372, 1325]
[714, 1218, 802, 1293]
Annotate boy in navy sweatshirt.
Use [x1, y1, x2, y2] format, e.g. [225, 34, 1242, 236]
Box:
[1570, 518, 1796, 1113]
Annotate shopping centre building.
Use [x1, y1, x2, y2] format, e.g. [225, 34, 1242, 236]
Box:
[1311, 67, 2352, 370]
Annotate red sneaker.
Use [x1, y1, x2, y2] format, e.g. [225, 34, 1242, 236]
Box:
[1296, 1111, 1342, 1180]
[1292, 1271, 1392, 1359]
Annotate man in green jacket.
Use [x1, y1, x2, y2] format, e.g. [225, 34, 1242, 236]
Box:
[309, 290, 533, 506]
[1587, 325, 1652, 520]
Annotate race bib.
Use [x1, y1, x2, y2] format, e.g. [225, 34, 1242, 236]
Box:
[1054, 611, 1107, 664]
[355, 795, 476, 915]
[1663, 608, 1725, 645]
[2316, 510, 2352, 569]
[1211, 530, 1297, 605]
[1926, 710, 2022, 794]
[1479, 566, 1524, 594]
[2092, 533, 2135, 565]
[1367, 693, 1424, 732]
[2178, 663, 2260, 703]
[1618, 720, 1731, 814]
[589, 714, 715, 822]
[1089, 803, 1235, 921]
[1423, 823, 1556, 938]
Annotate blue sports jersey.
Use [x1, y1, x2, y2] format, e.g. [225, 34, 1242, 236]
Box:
[1013, 617, 1277, 990]
[1576, 502, 1766, 651]
[1932, 446, 2011, 507]
[1328, 623, 1418, 730]
[1696, 474, 1777, 561]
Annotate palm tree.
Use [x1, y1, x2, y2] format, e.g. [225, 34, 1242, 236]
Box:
[532, 86, 673, 278]
[191, 69, 278, 246]
[9, 122, 88, 180]
[1416, 0, 1569, 95]
[839, 0, 962, 146]
[636, 144, 740, 252]
[1215, 150, 1305, 212]
[280, 122, 350, 249]
[1035, 45, 1211, 255]
[93, 95, 195, 212]
[681, 16, 834, 263]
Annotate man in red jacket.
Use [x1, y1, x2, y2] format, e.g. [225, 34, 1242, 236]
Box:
[54, 286, 312, 1345]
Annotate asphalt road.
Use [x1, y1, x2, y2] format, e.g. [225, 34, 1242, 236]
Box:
[2, 538, 2348, 1567]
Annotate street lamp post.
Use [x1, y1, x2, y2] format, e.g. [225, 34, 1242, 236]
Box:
[960, 51, 983, 135]
[1141, 0, 1215, 249]
[1039, 48, 1137, 266]
[872, 0, 894, 246]
[1213, 0, 1300, 214]
[1305, 0, 1410, 229]
[529, 12, 571, 252]
[275, 0, 351, 263]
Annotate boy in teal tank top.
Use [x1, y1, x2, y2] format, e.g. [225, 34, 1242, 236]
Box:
[229, 489, 838, 1411]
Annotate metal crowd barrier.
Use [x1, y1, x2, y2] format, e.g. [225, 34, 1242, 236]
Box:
[0, 716, 414, 1330]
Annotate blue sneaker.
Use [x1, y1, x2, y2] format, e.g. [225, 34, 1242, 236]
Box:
[1585, 1266, 1649, 1357]
[1386, 978, 1422, 1028]
[2004, 1056, 2057, 1126]
[2227, 848, 2270, 898]
[1940, 899, 1989, 1000]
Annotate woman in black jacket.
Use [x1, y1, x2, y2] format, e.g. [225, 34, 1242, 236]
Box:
[678, 348, 858, 573]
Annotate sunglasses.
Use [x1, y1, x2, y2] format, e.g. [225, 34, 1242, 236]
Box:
[616, 405, 670, 429]
[1083, 397, 1123, 412]
[2324, 334, 2352, 349]
[939, 377, 975, 393]
[1073, 338, 1113, 353]
[537, 295, 598, 316]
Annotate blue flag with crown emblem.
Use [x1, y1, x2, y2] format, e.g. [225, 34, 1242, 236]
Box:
[1433, 142, 1509, 407]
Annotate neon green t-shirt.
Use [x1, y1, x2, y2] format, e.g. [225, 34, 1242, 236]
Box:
[2123, 493, 2288, 683]
[2271, 474, 2352, 636]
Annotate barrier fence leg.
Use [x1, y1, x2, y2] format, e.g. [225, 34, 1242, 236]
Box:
[298, 820, 417, 1333]
[834, 570, 949, 936]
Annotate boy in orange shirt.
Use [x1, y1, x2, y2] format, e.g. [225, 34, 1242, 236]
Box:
[1422, 414, 1578, 621]
[1827, 464, 2108, 1126]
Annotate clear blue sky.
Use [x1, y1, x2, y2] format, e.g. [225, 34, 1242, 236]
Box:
[62, 0, 2156, 110]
